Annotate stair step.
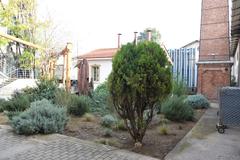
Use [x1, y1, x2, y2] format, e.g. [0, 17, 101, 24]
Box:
[0, 78, 17, 89]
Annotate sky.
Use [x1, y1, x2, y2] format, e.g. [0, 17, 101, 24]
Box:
[37, 0, 202, 56]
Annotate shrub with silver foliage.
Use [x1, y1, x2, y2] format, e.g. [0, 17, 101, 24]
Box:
[161, 95, 194, 121]
[101, 114, 116, 128]
[11, 99, 68, 135]
[186, 94, 210, 109]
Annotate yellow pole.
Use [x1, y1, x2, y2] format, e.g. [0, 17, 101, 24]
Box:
[62, 54, 66, 87]
[66, 42, 72, 92]
[0, 32, 44, 50]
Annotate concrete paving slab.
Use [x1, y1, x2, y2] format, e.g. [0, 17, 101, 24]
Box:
[165, 106, 240, 160]
[0, 125, 158, 160]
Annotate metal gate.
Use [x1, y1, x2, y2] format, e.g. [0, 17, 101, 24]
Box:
[216, 87, 240, 133]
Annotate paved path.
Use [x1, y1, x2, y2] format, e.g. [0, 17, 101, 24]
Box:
[165, 105, 240, 160]
[0, 125, 157, 160]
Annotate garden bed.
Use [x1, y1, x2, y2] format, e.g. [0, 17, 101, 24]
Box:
[0, 108, 206, 159]
[64, 109, 206, 160]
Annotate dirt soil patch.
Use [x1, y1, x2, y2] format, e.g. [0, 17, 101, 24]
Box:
[0, 113, 8, 125]
[64, 109, 205, 160]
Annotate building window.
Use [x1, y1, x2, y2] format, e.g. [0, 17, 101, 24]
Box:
[91, 65, 100, 82]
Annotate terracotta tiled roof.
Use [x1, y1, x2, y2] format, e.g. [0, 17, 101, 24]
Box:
[78, 46, 172, 64]
[79, 48, 118, 59]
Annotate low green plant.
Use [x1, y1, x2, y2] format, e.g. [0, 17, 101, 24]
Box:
[95, 138, 117, 146]
[115, 119, 127, 131]
[186, 94, 210, 109]
[2, 95, 30, 112]
[161, 95, 194, 122]
[20, 78, 58, 102]
[89, 82, 113, 116]
[158, 125, 169, 135]
[54, 90, 89, 116]
[172, 81, 187, 96]
[159, 115, 170, 124]
[101, 114, 116, 128]
[4, 111, 22, 120]
[67, 95, 89, 116]
[11, 99, 68, 135]
[53, 89, 71, 107]
[34, 78, 58, 101]
[82, 113, 95, 122]
[103, 128, 113, 137]
[0, 99, 6, 112]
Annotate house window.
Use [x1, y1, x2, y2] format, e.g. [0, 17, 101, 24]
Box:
[91, 65, 100, 82]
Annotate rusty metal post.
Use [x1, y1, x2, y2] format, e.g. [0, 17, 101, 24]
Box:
[147, 29, 152, 41]
[117, 33, 122, 48]
[134, 32, 138, 45]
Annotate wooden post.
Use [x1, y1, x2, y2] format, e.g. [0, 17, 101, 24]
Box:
[52, 59, 56, 78]
[66, 42, 72, 92]
[62, 54, 66, 86]
[49, 60, 52, 79]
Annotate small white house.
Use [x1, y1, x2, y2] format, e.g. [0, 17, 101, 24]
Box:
[77, 44, 172, 89]
[78, 48, 118, 88]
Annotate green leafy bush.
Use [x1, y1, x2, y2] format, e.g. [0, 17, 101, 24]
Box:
[55, 82, 114, 116]
[11, 99, 68, 135]
[90, 82, 113, 115]
[0, 99, 6, 112]
[5, 111, 22, 120]
[1, 78, 58, 113]
[54, 90, 89, 116]
[108, 41, 172, 143]
[2, 95, 30, 112]
[103, 128, 113, 137]
[186, 94, 210, 109]
[34, 78, 58, 100]
[161, 95, 194, 121]
[172, 81, 187, 96]
[21, 78, 58, 102]
[101, 114, 116, 128]
[67, 95, 89, 116]
[53, 89, 72, 107]
[115, 119, 127, 131]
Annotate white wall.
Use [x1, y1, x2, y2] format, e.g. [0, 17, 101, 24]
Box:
[0, 79, 37, 99]
[88, 58, 112, 89]
[232, 42, 240, 86]
[184, 41, 200, 62]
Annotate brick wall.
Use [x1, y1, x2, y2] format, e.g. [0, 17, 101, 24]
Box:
[198, 0, 231, 101]
[198, 64, 231, 101]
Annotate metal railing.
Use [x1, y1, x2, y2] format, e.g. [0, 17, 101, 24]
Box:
[0, 57, 34, 80]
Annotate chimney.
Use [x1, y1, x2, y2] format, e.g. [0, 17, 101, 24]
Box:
[117, 33, 122, 48]
[134, 32, 138, 45]
[147, 29, 152, 41]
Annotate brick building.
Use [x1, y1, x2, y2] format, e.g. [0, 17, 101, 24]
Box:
[197, 0, 233, 101]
